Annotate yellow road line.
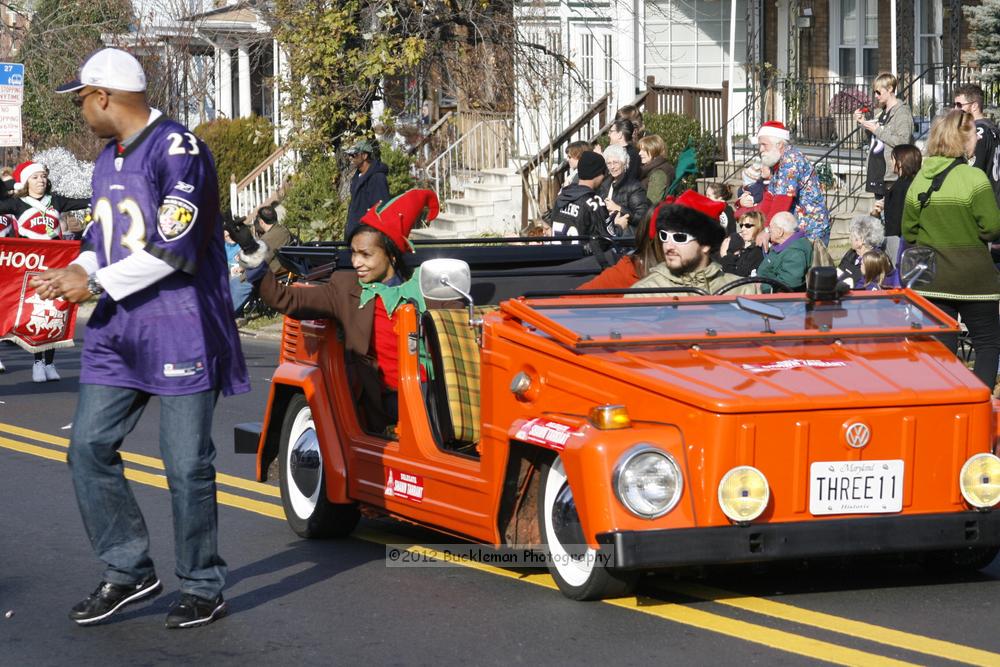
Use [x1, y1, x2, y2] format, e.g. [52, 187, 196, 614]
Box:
[0, 430, 974, 666]
[0, 434, 285, 520]
[355, 528, 915, 667]
[662, 581, 1000, 667]
[0, 422, 279, 498]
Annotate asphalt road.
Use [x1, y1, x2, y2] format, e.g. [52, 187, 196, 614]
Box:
[3, 334, 1000, 665]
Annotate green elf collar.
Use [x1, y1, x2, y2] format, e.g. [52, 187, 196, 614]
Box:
[358, 266, 427, 316]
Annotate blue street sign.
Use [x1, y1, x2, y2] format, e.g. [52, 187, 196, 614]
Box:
[0, 63, 24, 87]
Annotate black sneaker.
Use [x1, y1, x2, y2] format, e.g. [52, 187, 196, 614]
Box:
[69, 575, 162, 626]
[165, 593, 227, 629]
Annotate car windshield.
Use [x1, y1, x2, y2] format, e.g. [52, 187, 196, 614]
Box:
[516, 293, 954, 347]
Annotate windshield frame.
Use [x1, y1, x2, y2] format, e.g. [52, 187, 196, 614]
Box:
[500, 291, 959, 349]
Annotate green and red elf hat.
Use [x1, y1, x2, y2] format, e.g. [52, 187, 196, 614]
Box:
[359, 189, 439, 253]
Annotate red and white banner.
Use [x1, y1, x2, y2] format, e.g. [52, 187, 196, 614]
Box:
[0, 238, 80, 352]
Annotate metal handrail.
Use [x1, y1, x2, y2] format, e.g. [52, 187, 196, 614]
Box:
[422, 118, 513, 203]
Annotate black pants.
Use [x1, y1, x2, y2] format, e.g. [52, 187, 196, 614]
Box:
[932, 298, 1000, 389]
[34, 349, 54, 364]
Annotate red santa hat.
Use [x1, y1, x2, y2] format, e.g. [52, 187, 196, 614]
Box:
[13, 161, 47, 190]
[757, 121, 790, 142]
[357, 189, 439, 253]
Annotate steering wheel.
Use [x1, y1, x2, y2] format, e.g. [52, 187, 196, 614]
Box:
[713, 276, 792, 295]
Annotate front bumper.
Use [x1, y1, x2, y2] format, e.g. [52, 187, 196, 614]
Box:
[598, 511, 1000, 570]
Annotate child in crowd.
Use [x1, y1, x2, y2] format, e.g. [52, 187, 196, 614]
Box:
[522, 219, 552, 240]
[705, 182, 736, 235]
[860, 248, 899, 290]
[736, 158, 768, 205]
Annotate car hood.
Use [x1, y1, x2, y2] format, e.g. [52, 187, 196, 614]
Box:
[589, 338, 989, 412]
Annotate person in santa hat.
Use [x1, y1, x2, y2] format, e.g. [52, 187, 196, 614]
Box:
[0, 160, 91, 382]
[629, 189, 760, 296]
[230, 188, 458, 433]
[735, 121, 830, 244]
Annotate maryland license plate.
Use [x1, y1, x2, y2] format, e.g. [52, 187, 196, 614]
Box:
[809, 459, 904, 515]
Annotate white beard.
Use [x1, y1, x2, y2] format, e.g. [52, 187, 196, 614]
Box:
[761, 149, 781, 168]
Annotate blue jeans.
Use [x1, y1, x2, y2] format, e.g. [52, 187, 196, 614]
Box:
[68, 384, 226, 599]
[230, 277, 253, 315]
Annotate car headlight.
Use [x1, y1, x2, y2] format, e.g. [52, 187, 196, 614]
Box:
[718, 466, 770, 522]
[960, 453, 1000, 509]
[613, 446, 683, 519]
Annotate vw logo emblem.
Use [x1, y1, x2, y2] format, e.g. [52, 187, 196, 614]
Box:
[844, 422, 871, 449]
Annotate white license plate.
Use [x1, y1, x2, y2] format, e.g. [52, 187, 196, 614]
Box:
[809, 459, 904, 515]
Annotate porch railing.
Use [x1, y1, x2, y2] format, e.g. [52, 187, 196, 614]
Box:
[423, 114, 514, 202]
[230, 143, 299, 218]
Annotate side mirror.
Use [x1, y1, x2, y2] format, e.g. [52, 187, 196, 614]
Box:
[899, 247, 936, 289]
[420, 258, 472, 303]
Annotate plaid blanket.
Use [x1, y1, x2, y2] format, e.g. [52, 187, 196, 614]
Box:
[426, 307, 496, 444]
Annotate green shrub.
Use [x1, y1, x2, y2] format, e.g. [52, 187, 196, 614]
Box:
[280, 153, 346, 242]
[639, 113, 720, 190]
[194, 116, 276, 213]
[381, 144, 416, 194]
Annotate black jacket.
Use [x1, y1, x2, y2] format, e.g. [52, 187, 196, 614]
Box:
[719, 233, 764, 277]
[598, 174, 651, 236]
[882, 175, 913, 238]
[838, 249, 865, 288]
[346, 160, 390, 239]
[624, 143, 642, 182]
[549, 183, 609, 238]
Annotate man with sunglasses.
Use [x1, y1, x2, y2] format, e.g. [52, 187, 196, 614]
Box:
[631, 190, 759, 295]
[30, 48, 249, 629]
[953, 83, 1000, 209]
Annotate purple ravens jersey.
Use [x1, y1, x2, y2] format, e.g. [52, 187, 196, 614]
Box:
[81, 114, 250, 396]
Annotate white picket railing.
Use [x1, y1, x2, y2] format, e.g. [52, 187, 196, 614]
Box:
[424, 116, 513, 202]
[229, 143, 299, 218]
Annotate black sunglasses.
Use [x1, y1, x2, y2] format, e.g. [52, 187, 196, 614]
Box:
[72, 89, 107, 107]
[738, 223, 756, 229]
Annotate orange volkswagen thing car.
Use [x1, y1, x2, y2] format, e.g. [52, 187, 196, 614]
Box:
[237, 244, 1000, 600]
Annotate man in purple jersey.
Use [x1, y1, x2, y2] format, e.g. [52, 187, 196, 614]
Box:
[32, 48, 249, 629]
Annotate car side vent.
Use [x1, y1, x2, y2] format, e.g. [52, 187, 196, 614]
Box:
[281, 318, 300, 361]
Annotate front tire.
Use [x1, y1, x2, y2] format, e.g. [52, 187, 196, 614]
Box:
[538, 456, 639, 600]
[279, 394, 359, 538]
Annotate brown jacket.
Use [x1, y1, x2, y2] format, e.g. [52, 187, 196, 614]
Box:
[260, 269, 374, 356]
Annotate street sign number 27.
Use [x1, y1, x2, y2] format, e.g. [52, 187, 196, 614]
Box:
[0, 64, 24, 87]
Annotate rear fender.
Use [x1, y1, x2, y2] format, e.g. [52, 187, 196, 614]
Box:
[509, 417, 689, 549]
[258, 362, 349, 503]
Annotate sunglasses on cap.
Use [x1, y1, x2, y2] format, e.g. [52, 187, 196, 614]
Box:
[658, 230, 697, 244]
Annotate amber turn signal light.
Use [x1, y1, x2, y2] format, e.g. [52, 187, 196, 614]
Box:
[589, 405, 631, 430]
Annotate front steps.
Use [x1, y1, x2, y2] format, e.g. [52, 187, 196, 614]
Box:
[411, 168, 522, 240]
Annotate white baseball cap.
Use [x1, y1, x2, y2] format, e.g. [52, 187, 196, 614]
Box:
[55, 48, 147, 94]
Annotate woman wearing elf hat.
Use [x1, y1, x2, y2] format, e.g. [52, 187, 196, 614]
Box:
[0, 160, 91, 382]
[231, 189, 455, 434]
